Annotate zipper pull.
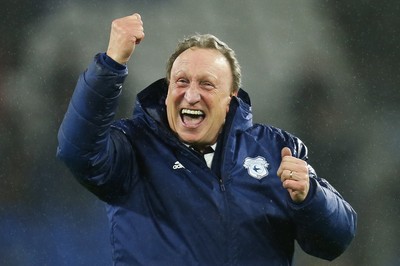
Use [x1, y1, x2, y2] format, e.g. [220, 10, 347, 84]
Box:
[219, 179, 226, 192]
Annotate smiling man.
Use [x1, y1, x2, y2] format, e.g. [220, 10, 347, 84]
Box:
[166, 47, 236, 150]
[57, 13, 357, 265]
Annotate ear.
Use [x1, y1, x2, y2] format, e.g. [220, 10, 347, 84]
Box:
[165, 84, 171, 106]
[226, 92, 236, 113]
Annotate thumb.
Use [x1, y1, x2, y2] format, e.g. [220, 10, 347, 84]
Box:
[281, 147, 292, 158]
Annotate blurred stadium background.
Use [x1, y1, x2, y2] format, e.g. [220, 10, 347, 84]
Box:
[1, 0, 399, 265]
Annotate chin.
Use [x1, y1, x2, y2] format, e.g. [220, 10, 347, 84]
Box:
[180, 134, 208, 146]
[179, 136, 199, 145]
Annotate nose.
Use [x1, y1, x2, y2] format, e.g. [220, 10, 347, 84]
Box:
[184, 84, 201, 104]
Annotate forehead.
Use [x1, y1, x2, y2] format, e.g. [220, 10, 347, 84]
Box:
[171, 48, 231, 76]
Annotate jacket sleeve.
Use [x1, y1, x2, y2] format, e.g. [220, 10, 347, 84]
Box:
[56, 53, 136, 202]
[288, 138, 357, 261]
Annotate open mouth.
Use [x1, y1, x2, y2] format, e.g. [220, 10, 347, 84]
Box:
[180, 108, 205, 127]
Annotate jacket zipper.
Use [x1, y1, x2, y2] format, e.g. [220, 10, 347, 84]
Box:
[178, 143, 226, 192]
[219, 178, 226, 192]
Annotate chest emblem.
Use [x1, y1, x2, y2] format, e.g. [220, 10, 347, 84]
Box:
[243, 156, 269, 180]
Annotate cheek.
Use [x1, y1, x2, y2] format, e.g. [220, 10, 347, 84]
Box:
[165, 89, 171, 106]
[165, 91, 178, 111]
[214, 98, 230, 121]
[165, 97, 172, 118]
[165, 94, 175, 126]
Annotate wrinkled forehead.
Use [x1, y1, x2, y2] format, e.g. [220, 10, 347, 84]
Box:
[170, 48, 233, 86]
[172, 48, 231, 72]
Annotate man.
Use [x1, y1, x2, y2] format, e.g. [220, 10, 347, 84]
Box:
[57, 13, 357, 265]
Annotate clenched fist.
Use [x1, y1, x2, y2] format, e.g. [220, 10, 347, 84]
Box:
[106, 13, 145, 64]
[277, 147, 310, 203]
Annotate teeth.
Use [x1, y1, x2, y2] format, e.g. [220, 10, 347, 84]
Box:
[181, 109, 204, 116]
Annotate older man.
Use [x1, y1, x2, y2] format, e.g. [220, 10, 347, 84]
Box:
[57, 13, 356, 265]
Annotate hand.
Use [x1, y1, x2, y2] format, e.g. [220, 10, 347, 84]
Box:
[277, 147, 310, 203]
[106, 13, 145, 64]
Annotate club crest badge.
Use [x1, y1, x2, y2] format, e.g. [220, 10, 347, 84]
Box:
[243, 156, 269, 180]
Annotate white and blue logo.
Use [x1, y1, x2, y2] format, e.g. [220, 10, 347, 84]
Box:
[243, 156, 269, 180]
[173, 161, 185, 169]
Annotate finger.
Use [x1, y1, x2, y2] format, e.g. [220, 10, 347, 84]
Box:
[281, 147, 292, 158]
[134, 31, 145, 44]
[283, 178, 298, 190]
[132, 13, 141, 20]
[280, 156, 308, 171]
[277, 148, 291, 176]
[131, 14, 144, 44]
[277, 158, 301, 177]
[283, 178, 309, 203]
[277, 164, 284, 177]
[280, 169, 292, 182]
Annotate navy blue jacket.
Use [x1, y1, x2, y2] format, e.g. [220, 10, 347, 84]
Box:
[57, 54, 357, 265]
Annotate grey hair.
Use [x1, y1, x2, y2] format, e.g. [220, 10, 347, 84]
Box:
[166, 33, 241, 92]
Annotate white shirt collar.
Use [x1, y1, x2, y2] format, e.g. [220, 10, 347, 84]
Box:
[185, 143, 217, 169]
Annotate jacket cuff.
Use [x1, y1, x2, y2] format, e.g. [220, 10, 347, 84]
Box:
[101, 52, 127, 71]
[83, 53, 128, 98]
[287, 178, 331, 223]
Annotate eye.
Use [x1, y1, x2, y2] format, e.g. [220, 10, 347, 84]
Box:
[176, 78, 189, 87]
[200, 81, 215, 90]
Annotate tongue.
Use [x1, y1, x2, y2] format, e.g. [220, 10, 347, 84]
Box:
[182, 115, 204, 127]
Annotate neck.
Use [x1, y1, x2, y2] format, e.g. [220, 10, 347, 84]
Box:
[191, 143, 217, 154]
